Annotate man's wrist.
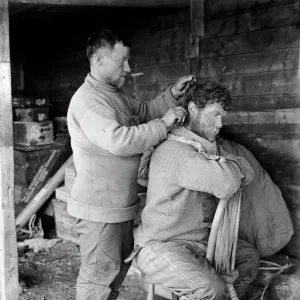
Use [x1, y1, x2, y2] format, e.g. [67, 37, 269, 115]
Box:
[170, 86, 179, 100]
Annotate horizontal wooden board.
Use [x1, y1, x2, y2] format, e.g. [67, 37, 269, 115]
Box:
[131, 27, 186, 52]
[224, 109, 300, 125]
[192, 48, 299, 77]
[205, 3, 300, 38]
[198, 70, 299, 96]
[278, 184, 300, 209]
[9, 0, 189, 8]
[205, 0, 294, 20]
[223, 136, 300, 165]
[199, 26, 300, 59]
[262, 163, 300, 186]
[134, 81, 176, 101]
[148, 10, 188, 30]
[135, 62, 187, 84]
[132, 45, 185, 67]
[223, 123, 300, 134]
[231, 94, 300, 111]
[224, 132, 300, 140]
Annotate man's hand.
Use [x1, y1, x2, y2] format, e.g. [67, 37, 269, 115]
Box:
[161, 106, 187, 131]
[171, 75, 195, 100]
[220, 269, 239, 285]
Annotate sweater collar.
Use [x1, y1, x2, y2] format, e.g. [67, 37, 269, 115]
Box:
[168, 126, 218, 156]
[85, 73, 119, 93]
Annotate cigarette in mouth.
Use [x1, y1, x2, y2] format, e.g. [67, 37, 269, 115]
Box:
[130, 72, 144, 77]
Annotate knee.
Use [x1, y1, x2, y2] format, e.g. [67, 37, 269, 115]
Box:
[211, 276, 226, 298]
[194, 275, 226, 300]
[242, 246, 260, 280]
[250, 248, 260, 280]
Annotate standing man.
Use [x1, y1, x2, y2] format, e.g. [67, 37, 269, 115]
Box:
[134, 81, 260, 300]
[67, 30, 193, 300]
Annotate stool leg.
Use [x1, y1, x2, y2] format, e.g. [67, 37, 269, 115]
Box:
[172, 292, 180, 300]
[147, 283, 155, 300]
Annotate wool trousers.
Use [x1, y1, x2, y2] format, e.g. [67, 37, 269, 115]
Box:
[136, 239, 260, 300]
[76, 219, 134, 300]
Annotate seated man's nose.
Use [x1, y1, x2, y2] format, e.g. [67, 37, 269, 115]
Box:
[216, 120, 223, 129]
[125, 62, 131, 73]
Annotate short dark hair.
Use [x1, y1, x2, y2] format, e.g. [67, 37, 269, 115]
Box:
[86, 30, 131, 61]
[183, 81, 232, 111]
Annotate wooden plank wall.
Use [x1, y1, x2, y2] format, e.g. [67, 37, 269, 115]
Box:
[197, 0, 300, 257]
[128, 10, 189, 100]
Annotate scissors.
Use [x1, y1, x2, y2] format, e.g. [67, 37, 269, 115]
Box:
[181, 77, 196, 109]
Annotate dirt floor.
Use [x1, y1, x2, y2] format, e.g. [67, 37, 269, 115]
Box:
[18, 241, 147, 300]
[18, 236, 299, 300]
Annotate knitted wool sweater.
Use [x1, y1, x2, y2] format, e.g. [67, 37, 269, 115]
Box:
[134, 127, 254, 246]
[67, 74, 179, 223]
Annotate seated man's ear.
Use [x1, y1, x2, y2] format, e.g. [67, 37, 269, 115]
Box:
[94, 52, 104, 66]
[188, 102, 197, 116]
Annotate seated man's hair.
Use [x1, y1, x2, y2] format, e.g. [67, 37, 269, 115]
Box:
[86, 30, 131, 61]
[183, 81, 232, 111]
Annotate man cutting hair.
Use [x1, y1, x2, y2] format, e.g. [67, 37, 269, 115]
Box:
[67, 30, 193, 300]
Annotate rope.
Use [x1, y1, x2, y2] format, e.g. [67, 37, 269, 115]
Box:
[18, 214, 43, 238]
[259, 260, 293, 300]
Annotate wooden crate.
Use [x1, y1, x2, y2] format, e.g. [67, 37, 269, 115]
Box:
[52, 198, 79, 245]
[14, 146, 50, 188]
[14, 108, 49, 122]
[12, 97, 49, 108]
[14, 121, 54, 146]
[55, 185, 71, 203]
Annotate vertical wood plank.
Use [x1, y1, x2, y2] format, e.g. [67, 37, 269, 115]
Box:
[190, 0, 204, 37]
[0, 0, 19, 299]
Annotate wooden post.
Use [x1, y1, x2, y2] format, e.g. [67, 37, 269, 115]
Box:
[185, 0, 204, 60]
[0, 0, 19, 299]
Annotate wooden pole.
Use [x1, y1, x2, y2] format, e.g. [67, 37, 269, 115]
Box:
[16, 155, 74, 231]
[0, 0, 19, 299]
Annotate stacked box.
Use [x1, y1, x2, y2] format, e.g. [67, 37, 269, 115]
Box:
[13, 97, 54, 147]
[14, 121, 54, 146]
[14, 108, 49, 122]
[53, 164, 78, 244]
[14, 146, 50, 203]
[52, 198, 79, 245]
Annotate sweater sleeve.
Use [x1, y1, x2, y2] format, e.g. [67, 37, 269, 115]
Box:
[78, 103, 167, 157]
[178, 151, 253, 199]
[130, 86, 179, 123]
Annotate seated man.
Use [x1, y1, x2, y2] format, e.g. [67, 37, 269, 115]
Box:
[134, 81, 260, 300]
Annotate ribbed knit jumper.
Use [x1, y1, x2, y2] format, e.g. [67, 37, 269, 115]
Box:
[134, 127, 254, 246]
[67, 74, 179, 223]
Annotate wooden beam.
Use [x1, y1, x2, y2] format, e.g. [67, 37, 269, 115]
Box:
[225, 108, 300, 125]
[185, 0, 204, 60]
[190, 0, 204, 37]
[0, 0, 19, 299]
[8, 0, 189, 7]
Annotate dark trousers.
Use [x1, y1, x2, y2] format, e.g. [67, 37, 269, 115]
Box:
[76, 219, 134, 300]
[136, 239, 260, 300]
